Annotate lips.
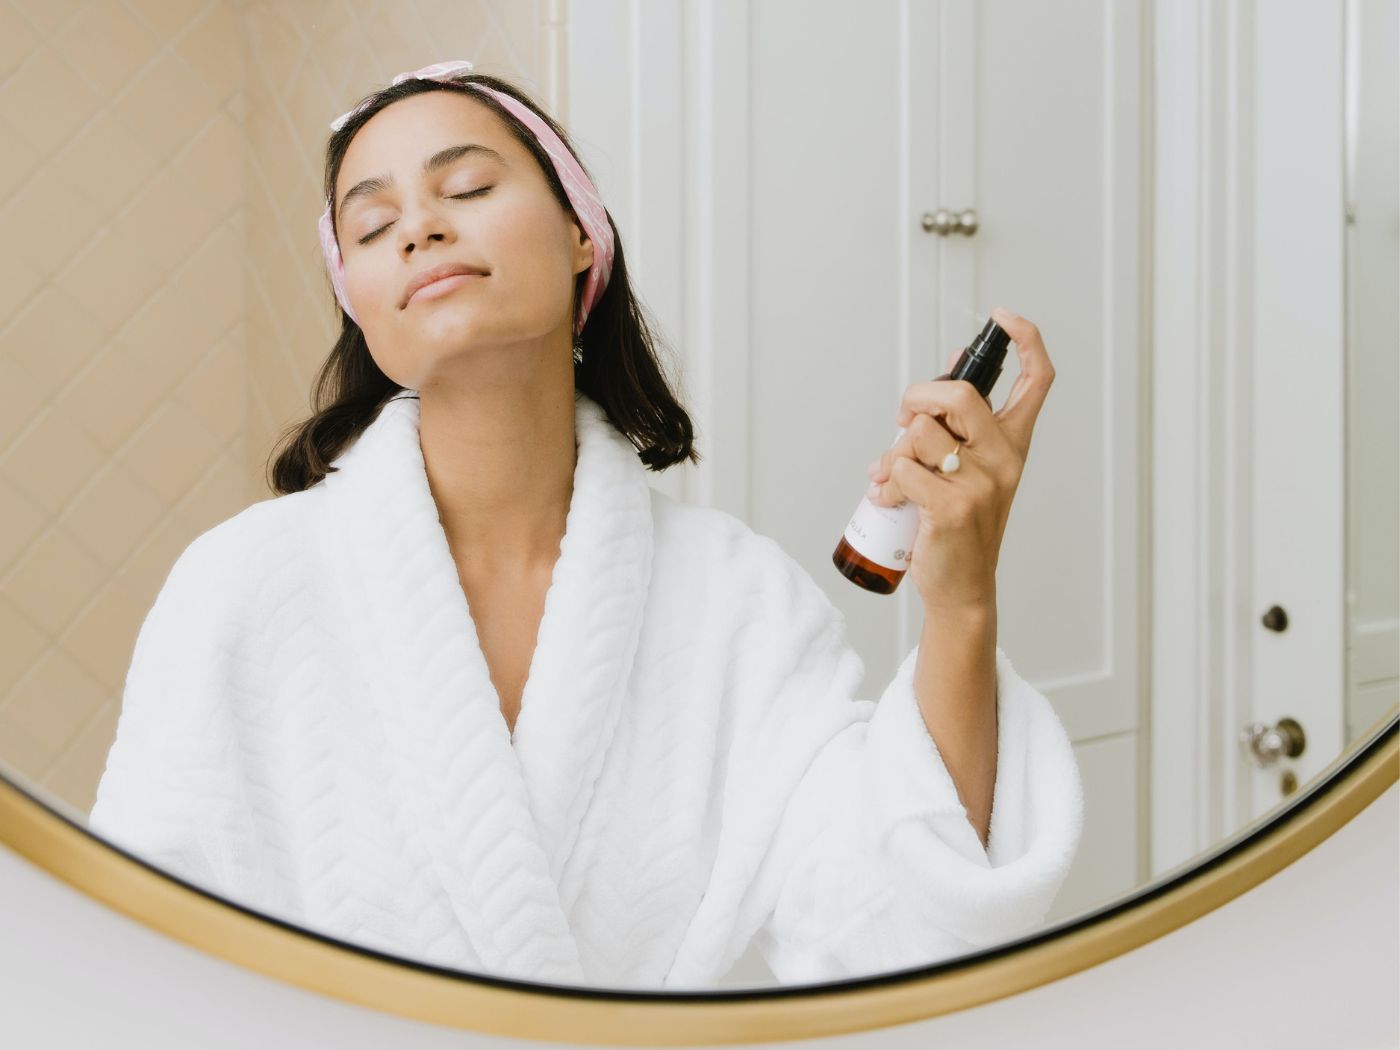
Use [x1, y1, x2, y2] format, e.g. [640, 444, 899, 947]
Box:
[401, 262, 489, 307]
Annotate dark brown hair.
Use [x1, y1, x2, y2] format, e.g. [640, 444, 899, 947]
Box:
[266, 71, 699, 494]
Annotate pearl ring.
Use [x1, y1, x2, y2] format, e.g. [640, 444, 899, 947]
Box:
[939, 442, 963, 474]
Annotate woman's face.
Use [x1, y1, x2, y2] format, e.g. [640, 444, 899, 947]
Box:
[332, 91, 594, 386]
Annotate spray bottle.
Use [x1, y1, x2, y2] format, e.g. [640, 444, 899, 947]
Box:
[832, 316, 1012, 594]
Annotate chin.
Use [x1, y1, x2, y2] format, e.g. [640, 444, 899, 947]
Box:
[412, 308, 490, 340]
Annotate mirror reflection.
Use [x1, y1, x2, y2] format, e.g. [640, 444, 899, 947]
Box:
[0, 0, 1394, 991]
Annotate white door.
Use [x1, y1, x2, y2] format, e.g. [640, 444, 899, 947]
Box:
[1246, 2, 1348, 820]
[1151, 1, 1355, 873]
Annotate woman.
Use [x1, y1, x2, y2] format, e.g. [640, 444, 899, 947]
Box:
[88, 62, 1083, 989]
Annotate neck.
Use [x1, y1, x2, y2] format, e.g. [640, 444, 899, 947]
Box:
[415, 346, 578, 574]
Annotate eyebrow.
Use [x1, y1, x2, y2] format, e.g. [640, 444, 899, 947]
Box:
[337, 143, 508, 222]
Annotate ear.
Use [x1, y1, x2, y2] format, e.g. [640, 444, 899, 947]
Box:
[573, 227, 595, 276]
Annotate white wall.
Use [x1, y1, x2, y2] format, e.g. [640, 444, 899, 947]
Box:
[0, 779, 1394, 1046]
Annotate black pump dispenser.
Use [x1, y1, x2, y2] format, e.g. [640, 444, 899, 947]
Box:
[938, 317, 1011, 398]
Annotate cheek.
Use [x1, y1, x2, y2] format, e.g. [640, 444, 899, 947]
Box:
[479, 200, 560, 271]
[342, 252, 387, 312]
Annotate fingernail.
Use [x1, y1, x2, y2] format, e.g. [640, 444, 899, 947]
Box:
[867, 459, 881, 479]
[865, 481, 882, 501]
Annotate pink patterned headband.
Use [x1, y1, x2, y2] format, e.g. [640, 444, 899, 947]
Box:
[318, 59, 615, 337]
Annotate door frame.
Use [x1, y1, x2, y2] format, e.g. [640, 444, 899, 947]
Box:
[1150, 0, 1347, 876]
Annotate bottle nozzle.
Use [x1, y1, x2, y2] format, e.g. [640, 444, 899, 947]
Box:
[948, 315, 1011, 399]
[969, 316, 1011, 357]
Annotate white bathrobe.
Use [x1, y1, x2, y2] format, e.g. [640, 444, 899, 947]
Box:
[88, 389, 1084, 989]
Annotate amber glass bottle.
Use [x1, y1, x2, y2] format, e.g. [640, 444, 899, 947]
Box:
[833, 317, 1011, 594]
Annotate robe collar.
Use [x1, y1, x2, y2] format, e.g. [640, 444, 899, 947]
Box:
[320, 388, 654, 983]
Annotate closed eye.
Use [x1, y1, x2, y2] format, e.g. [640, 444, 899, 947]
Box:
[356, 187, 493, 245]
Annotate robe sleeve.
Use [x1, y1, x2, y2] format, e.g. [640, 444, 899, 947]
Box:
[86, 529, 265, 906]
[739, 541, 1085, 984]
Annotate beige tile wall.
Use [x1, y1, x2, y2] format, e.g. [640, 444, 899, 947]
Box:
[0, 0, 565, 815]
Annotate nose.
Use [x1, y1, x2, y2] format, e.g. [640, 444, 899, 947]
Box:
[403, 230, 448, 255]
[399, 202, 455, 254]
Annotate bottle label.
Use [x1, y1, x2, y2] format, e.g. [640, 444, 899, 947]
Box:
[843, 424, 920, 571]
[844, 495, 921, 570]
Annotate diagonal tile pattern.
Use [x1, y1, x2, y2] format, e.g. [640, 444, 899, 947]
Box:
[0, 0, 563, 812]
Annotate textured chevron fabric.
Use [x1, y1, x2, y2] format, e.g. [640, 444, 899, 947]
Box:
[87, 389, 1084, 989]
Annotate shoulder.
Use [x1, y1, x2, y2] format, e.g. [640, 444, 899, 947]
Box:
[649, 485, 783, 566]
[131, 488, 326, 667]
[162, 487, 322, 594]
[646, 486, 843, 623]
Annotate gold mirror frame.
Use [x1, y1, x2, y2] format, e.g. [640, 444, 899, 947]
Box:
[1, 706, 1394, 1046]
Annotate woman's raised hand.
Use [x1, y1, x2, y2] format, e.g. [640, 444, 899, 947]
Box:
[864, 306, 1056, 614]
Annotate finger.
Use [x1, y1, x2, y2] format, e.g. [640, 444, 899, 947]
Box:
[869, 448, 947, 510]
[895, 376, 999, 449]
[893, 343, 967, 420]
[902, 409, 963, 473]
[874, 411, 954, 481]
[987, 306, 1055, 455]
[877, 407, 1001, 487]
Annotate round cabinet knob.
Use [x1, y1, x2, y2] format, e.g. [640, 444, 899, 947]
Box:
[1261, 605, 1289, 632]
[1238, 717, 1308, 768]
[921, 208, 979, 237]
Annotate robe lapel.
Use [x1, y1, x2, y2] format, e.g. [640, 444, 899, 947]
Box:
[507, 393, 654, 888]
[321, 389, 652, 983]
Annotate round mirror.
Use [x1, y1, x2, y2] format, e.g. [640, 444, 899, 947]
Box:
[0, 0, 1395, 1036]
[1, 713, 1393, 1042]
